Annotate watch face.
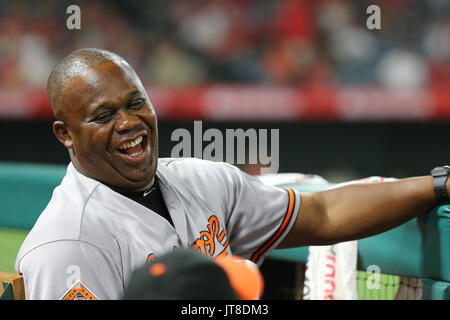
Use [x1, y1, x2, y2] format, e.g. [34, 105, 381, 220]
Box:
[432, 166, 450, 176]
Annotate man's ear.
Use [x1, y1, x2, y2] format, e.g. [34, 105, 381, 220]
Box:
[53, 121, 73, 149]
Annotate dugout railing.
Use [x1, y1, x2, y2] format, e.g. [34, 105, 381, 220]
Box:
[0, 162, 449, 300]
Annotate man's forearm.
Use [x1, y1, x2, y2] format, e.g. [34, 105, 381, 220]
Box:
[314, 176, 437, 244]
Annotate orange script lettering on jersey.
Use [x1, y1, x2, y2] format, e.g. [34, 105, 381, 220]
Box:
[145, 216, 228, 264]
[191, 215, 229, 258]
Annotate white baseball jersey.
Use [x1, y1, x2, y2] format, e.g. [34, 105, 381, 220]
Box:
[15, 158, 300, 300]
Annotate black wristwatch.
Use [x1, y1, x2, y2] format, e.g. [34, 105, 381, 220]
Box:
[431, 166, 450, 205]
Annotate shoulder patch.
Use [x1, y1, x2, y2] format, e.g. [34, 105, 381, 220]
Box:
[61, 281, 97, 300]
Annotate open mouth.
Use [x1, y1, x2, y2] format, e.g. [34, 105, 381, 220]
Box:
[116, 135, 148, 159]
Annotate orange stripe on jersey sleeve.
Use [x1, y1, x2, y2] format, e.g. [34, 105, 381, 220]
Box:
[250, 188, 296, 263]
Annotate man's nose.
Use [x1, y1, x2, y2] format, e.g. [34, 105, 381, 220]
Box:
[114, 110, 140, 132]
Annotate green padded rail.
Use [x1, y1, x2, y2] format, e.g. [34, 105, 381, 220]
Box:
[0, 162, 67, 230]
[0, 162, 449, 285]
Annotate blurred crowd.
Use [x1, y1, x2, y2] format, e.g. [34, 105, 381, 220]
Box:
[0, 0, 449, 88]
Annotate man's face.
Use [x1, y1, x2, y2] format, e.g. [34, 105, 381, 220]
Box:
[56, 61, 158, 191]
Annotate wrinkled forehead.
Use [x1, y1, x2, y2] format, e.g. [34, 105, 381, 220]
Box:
[70, 59, 142, 90]
[61, 60, 146, 114]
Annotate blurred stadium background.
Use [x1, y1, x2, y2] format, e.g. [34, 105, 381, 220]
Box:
[0, 0, 449, 299]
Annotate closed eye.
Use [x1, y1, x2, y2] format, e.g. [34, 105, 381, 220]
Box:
[94, 111, 114, 122]
[128, 98, 146, 110]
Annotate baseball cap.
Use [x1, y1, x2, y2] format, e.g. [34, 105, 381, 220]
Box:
[122, 249, 264, 300]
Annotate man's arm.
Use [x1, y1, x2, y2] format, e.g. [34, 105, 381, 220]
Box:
[279, 176, 440, 248]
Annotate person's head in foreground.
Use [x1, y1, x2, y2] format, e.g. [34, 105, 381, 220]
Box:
[122, 249, 264, 300]
[48, 48, 158, 192]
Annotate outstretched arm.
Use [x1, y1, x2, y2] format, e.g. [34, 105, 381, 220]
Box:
[279, 176, 441, 248]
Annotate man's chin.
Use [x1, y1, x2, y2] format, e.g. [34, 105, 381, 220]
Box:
[113, 165, 157, 191]
[110, 175, 155, 193]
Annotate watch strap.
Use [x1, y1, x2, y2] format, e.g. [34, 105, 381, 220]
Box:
[432, 174, 450, 205]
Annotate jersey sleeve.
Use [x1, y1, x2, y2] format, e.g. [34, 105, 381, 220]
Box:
[16, 240, 123, 300]
[219, 163, 301, 265]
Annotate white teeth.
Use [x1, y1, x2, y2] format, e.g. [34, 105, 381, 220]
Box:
[118, 135, 143, 150]
[128, 150, 143, 157]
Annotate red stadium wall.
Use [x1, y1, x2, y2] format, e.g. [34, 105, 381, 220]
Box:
[1, 85, 449, 122]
